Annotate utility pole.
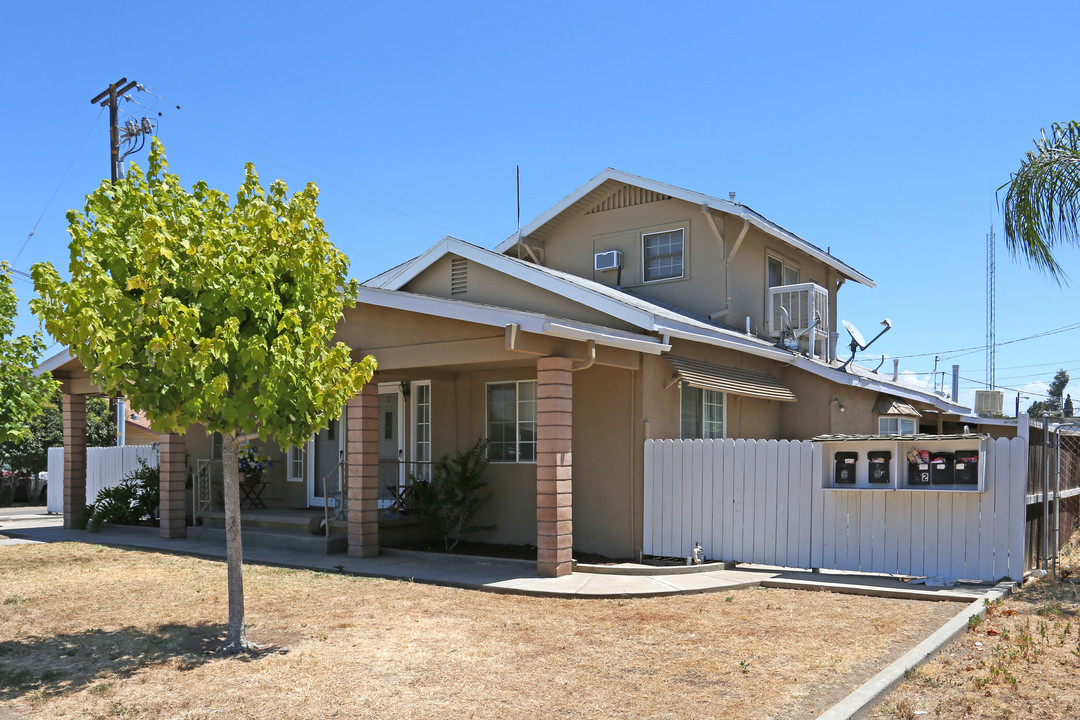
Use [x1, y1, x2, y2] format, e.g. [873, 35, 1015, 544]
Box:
[90, 78, 137, 445]
[90, 77, 138, 184]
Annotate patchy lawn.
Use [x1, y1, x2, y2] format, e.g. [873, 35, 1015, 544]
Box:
[0, 543, 963, 720]
[870, 542, 1080, 720]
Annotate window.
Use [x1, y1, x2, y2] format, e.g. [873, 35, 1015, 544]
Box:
[210, 432, 223, 460]
[643, 228, 684, 282]
[413, 381, 432, 481]
[680, 384, 725, 439]
[286, 445, 305, 482]
[487, 380, 537, 462]
[767, 255, 799, 288]
[878, 417, 917, 436]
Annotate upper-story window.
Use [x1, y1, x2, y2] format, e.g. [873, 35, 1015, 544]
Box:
[767, 254, 799, 288]
[643, 228, 685, 282]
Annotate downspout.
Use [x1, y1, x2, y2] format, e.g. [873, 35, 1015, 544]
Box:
[702, 206, 749, 321]
[711, 215, 749, 321]
[572, 340, 596, 372]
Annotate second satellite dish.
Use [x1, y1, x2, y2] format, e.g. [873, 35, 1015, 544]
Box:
[840, 318, 892, 372]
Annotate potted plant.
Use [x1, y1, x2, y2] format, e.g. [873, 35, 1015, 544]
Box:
[238, 447, 271, 484]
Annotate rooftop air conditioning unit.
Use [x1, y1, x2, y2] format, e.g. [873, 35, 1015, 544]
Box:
[974, 390, 1004, 417]
[594, 250, 623, 272]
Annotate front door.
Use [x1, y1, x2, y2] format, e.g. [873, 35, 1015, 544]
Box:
[307, 416, 343, 507]
[378, 386, 404, 505]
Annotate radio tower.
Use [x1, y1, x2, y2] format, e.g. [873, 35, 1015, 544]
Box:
[986, 224, 996, 390]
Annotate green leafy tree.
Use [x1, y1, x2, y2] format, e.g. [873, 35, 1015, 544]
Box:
[31, 139, 376, 653]
[1026, 368, 1071, 416]
[1065, 394, 1074, 418]
[0, 262, 59, 444]
[1001, 121, 1080, 283]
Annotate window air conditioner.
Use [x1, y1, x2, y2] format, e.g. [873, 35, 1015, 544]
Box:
[594, 250, 623, 272]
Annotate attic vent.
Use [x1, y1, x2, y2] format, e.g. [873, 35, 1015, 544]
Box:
[585, 186, 671, 214]
[450, 257, 468, 295]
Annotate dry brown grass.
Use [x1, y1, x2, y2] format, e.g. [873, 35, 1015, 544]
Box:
[0, 543, 962, 720]
[870, 536, 1080, 720]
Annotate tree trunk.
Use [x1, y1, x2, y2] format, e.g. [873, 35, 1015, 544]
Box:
[220, 433, 255, 654]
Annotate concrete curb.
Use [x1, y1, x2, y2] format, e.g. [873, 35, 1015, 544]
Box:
[815, 580, 1016, 720]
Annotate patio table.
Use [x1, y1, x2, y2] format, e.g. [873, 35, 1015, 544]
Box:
[239, 481, 269, 510]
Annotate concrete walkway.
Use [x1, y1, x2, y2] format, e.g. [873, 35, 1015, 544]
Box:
[1, 507, 999, 602]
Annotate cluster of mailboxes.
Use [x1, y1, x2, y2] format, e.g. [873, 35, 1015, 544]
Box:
[820, 436, 987, 492]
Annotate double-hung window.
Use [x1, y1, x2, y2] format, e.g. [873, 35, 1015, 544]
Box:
[680, 384, 725, 439]
[487, 380, 537, 462]
[286, 445, 305, 482]
[643, 228, 684, 282]
[413, 381, 432, 481]
[767, 254, 799, 288]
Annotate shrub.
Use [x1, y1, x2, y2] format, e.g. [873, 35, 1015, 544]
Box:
[409, 438, 494, 551]
[85, 458, 160, 532]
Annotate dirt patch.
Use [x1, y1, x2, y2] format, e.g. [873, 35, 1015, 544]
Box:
[870, 534, 1080, 719]
[0, 542, 963, 720]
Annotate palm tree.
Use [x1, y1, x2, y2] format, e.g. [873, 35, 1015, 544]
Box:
[1001, 121, 1080, 284]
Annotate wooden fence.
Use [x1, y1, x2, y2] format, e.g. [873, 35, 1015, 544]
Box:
[644, 437, 1029, 582]
[46, 445, 159, 514]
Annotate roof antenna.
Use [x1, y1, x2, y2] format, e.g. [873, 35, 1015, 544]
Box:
[839, 318, 892, 373]
[516, 165, 521, 260]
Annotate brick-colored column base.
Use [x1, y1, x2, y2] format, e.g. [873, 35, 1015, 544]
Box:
[537, 356, 573, 577]
[159, 433, 187, 538]
[346, 383, 379, 558]
[62, 394, 87, 530]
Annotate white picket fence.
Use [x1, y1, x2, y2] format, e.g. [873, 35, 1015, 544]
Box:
[46, 445, 160, 514]
[644, 437, 1029, 582]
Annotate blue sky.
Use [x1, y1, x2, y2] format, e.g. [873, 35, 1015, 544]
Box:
[3, 1, 1079, 414]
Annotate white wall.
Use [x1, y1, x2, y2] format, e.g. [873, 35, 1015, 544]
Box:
[46, 445, 160, 514]
[644, 437, 1028, 582]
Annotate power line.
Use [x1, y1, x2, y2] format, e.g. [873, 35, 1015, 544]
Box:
[855, 321, 1080, 361]
[160, 125, 454, 238]
[133, 87, 502, 238]
[13, 107, 104, 265]
[142, 101, 486, 242]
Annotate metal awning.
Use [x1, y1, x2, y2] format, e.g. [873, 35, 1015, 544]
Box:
[667, 356, 797, 402]
[873, 394, 922, 417]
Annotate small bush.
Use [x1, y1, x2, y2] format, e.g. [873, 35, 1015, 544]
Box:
[408, 438, 494, 551]
[85, 458, 160, 532]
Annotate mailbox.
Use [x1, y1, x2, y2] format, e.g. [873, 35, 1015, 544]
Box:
[954, 451, 979, 485]
[868, 451, 891, 484]
[930, 452, 955, 485]
[908, 450, 930, 486]
[834, 451, 858, 484]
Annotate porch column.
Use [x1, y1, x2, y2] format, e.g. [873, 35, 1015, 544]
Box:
[159, 433, 187, 538]
[346, 382, 379, 558]
[537, 356, 573, 577]
[61, 394, 87, 530]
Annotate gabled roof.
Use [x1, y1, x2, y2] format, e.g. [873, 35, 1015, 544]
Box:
[362, 236, 966, 415]
[493, 168, 875, 288]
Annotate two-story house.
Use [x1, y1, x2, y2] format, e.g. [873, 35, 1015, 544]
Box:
[42, 169, 969, 576]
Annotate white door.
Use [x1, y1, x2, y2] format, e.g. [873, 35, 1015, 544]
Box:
[307, 415, 343, 507]
[378, 386, 405, 504]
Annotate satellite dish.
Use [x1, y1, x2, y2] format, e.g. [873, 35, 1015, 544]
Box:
[842, 320, 866, 350]
[839, 318, 893, 372]
[776, 306, 822, 354]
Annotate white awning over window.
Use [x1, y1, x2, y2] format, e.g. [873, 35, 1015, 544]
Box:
[667, 356, 797, 402]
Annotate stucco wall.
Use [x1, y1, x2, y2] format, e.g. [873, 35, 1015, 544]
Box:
[533, 194, 836, 340]
[403, 254, 638, 332]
